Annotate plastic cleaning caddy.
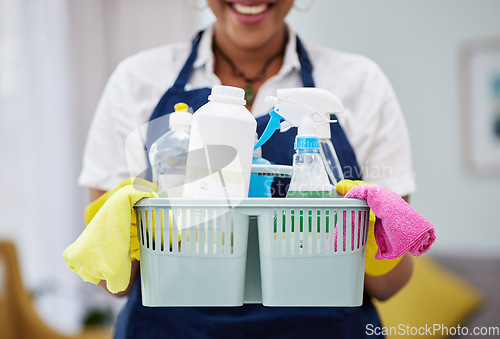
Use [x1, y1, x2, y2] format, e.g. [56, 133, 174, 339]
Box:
[135, 169, 369, 307]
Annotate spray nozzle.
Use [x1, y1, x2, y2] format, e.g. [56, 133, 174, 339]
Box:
[254, 95, 338, 150]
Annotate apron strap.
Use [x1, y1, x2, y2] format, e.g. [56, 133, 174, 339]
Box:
[296, 35, 315, 88]
[172, 31, 204, 89]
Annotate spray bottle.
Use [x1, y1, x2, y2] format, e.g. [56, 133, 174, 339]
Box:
[255, 93, 340, 251]
[254, 94, 335, 195]
[270, 88, 345, 186]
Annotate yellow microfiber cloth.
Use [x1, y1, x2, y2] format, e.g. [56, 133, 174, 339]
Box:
[336, 179, 402, 276]
[84, 177, 157, 225]
[63, 182, 158, 293]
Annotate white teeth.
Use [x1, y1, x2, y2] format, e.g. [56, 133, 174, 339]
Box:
[233, 3, 267, 15]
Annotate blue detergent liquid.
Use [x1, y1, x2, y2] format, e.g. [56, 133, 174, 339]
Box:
[248, 157, 273, 198]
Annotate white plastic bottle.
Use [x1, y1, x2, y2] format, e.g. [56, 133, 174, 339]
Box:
[183, 85, 257, 199]
[149, 102, 192, 197]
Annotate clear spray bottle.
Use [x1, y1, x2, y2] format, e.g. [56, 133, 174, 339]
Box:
[255, 94, 339, 252]
[286, 116, 333, 199]
[274, 88, 345, 186]
[261, 87, 344, 189]
[286, 116, 334, 253]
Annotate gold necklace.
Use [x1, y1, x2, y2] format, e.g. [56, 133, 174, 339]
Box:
[212, 34, 287, 105]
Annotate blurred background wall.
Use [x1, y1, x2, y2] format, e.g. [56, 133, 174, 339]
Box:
[0, 0, 195, 333]
[0, 0, 499, 334]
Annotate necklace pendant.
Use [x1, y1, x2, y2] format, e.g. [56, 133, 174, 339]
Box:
[244, 83, 254, 105]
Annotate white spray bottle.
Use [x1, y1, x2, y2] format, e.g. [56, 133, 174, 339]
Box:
[183, 85, 257, 199]
[275, 88, 345, 185]
[254, 88, 345, 188]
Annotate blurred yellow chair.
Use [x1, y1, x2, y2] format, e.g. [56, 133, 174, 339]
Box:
[374, 255, 485, 338]
[0, 240, 112, 339]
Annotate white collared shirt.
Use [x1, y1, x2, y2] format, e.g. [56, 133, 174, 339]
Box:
[78, 25, 416, 196]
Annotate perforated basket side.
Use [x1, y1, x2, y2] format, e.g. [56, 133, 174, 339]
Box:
[135, 203, 249, 306]
[136, 205, 247, 257]
[258, 206, 369, 257]
[257, 205, 369, 306]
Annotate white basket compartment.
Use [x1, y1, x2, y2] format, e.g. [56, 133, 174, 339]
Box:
[136, 203, 249, 306]
[257, 206, 369, 306]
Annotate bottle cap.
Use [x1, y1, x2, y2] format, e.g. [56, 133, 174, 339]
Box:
[208, 85, 246, 106]
[169, 102, 192, 130]
[174, 102, 189, 112]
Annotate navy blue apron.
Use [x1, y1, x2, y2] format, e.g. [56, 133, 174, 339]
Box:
[115, 31, 381, 339]
[144, 32, 362, 189]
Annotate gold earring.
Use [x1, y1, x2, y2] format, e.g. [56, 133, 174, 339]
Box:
[188, 0, 208, 11]
[293, 0, 315, 12]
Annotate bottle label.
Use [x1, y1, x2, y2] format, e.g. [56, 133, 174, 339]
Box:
[157, 174, 185, 198]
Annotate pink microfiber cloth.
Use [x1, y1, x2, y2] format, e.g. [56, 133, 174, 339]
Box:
[345, 184, 436, 260]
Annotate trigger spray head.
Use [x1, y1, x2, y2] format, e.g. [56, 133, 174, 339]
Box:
[254, 95, 316, 151]
[254, 94, 333, 150]
[276, 88, 343, 139]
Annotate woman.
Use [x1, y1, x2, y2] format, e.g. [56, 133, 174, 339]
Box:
[79, 1, 414, 337]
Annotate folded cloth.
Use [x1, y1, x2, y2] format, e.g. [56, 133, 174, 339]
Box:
[336, 180, 402, 276]
[84, 177, 157, 225]
[364, 211, 403, 276]
[63, 183, 158, 293]
[343, 182, 436, 260]
[83, 178, 157, 264]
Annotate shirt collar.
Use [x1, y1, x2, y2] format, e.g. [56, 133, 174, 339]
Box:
[193, 24, 215, 71]
[193, 24, 302, 77]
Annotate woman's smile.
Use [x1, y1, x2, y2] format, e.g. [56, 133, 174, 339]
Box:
[226, 1, 275, 25]
[208, 0, 292, 53]
[232, 2, 270, 15]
